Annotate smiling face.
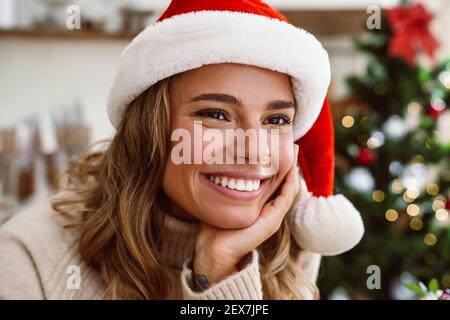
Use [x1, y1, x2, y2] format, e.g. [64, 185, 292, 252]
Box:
[162, 63, 296, 229]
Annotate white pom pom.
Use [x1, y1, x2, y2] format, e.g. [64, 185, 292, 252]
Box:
[289, 194, 364, 256]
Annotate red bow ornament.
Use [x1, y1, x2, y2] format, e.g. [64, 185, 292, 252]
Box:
[385, 3, 439, 65]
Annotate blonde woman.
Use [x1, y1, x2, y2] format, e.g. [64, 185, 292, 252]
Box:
[0, 0, 364, 300]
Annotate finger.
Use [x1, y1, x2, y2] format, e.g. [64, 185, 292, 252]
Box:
[248, 145, 300, 242]
[270, 143, 299, 210]
[293, 144, 300, 194]
[272, 164, 297, 211]
[294, 144, 299, 167]
[256, 165, 297, 235]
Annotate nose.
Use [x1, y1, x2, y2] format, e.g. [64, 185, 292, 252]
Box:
[225, 123, 273, 167]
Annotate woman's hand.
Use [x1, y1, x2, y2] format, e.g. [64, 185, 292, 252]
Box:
[193, 145, 300, 285]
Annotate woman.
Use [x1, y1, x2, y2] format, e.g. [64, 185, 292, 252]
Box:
[0, 0, 364, 300]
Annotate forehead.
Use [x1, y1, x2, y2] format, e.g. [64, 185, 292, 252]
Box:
[169, 63, 294, 104]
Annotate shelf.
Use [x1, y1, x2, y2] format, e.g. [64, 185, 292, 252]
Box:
[0, 28, 135, 41]
[281, 10, 367, 36]
[0, 9, 367, 41]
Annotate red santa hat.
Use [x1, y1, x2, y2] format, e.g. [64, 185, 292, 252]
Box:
[107, 0, 364, 256]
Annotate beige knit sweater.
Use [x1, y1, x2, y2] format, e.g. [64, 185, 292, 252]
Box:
[0, 192, 321, 300]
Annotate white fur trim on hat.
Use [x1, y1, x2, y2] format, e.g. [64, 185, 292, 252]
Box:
[288, 174, 365, 256]
[107, 10, 331, 139]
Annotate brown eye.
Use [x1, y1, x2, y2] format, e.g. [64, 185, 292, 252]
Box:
[264, 115, 292, 126]
[196, 109, 230, 121]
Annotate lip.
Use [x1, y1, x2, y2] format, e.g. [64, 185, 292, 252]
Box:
[199, 173, 269, 201]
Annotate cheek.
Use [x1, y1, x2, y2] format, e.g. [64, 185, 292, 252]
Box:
[261, 139, 294, 204]
[161, 123, 205, 210]
[162, 134, 198, 206]
[280, 142, 295, 169]
[162, 159, 205, 218]
[271, 137, 295, 177]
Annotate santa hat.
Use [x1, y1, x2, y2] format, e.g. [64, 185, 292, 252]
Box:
[107, 0, 364, 256]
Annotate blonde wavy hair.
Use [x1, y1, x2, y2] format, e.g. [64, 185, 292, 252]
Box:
[52, 77, 319, 300]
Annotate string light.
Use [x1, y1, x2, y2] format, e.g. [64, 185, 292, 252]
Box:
[389, 161, 403, 175]
[431, 97, 446, 112]
[367, 138, 377, 149]
[424, 233, 437, 246]
[342, 116, 354, 128]
[406, 204, 420, 217]
[407, 101, 422, 114]
[403, 193, 413, 203]
[426, 183, 439, 196]
[405, 187, 420, 199]
[410, 218, 423, 230]
[372, 190, 385, 202]
[439, 71, 450, 89]
[436, 208, 449, 222]
[367, 131, 385, 149]
[391, 179, 404, 194]
[385, 209, 398, 222]
[432, 198, 446, 211]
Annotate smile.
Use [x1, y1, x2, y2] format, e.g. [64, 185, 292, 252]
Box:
[200, 172, 271, 201]
[208, 175, 261, 192]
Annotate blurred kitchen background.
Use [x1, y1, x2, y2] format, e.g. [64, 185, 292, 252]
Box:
[0, 0, 449, 300]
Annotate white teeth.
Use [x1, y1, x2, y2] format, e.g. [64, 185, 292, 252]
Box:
[220, 177, 228, 187]
[208, 175, 262, 192]
[236, 179, 245, 191]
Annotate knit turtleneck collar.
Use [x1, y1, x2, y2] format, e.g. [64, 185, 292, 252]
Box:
[154, 210, 200, 270]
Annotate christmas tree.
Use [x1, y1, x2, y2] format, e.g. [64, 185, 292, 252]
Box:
[318, 2, 450, 299]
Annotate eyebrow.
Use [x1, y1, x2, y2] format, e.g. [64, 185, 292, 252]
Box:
[189, 93, 295, 110]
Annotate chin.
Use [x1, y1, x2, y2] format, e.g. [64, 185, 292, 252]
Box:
[201, 205, 261, 229]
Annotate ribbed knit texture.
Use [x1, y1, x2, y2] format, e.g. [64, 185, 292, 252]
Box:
[0, 192, 320, 299]
[181, 250, 261, 299]
[0, 193, 262, 299]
